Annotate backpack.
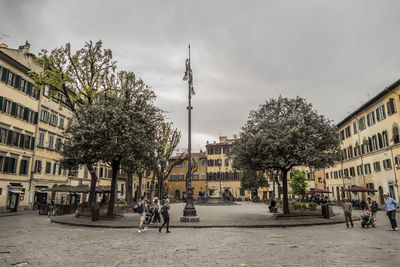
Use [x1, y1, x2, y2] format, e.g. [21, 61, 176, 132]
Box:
[133, 202, 144, 214]
[161, 205, 168, 216]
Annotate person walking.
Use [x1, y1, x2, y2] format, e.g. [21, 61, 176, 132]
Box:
[342, 198, 353, 228]
[152, 199, 161, 224]
[366, 197, 378, 226]
[138, 196, 148, 233]
[383, 193, 398, 231]
[159, 198, 171, 233]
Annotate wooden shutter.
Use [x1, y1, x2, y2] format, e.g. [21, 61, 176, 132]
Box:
[0, 96, 3, 111]
[3, 157, 9, 172]
[34, 112, 38, 124]
[14, 75, 21, 89]
[19, 134, 25, 148]
[26, 82, 32, 95]
[31, 137, 35, 150]
[1, 68, 8, 83]
[35, 88, 40, 100]
[11, 102, 17, 116]
[7, 130, 13, 145]
[23, 107, 29, 120]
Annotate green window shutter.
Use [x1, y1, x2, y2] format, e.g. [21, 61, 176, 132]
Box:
[19, 134, 25, 148]
[3, 157, 9, 172]
[1, 68, 8, 83]
[6, 130, 13, 145]
[31, 137, 35, 150]
[26, 83, 32, 95]
[0, 96, 3, 111]
[11, 102, 17, 116]
[13, 159, 17, 173]
[34, 112, 38, 124]
[23, 107, 29, 120]
[14, 75, 21, 89]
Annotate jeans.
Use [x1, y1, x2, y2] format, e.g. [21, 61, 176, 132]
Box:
[387, 210, 398, 229]
[153, 212, 161, 223]
[160, 215, 169, 232]
[344, 211, 353, 227]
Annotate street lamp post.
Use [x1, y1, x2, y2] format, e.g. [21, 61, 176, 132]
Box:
[182, 44, 198, 220]
[219, 157, 222, 197]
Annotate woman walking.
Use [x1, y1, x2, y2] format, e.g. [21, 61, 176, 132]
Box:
[159, 198, 171, 233]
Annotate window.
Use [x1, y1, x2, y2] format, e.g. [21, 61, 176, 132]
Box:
[350, 167, 355, 176]
[59, 118, 64, 129]
[12, 132, 20, 147]
[40, 109, 50, 122]
[121, 184, 124, 195]
[395, 156, 400, 168]
[215, 147, 221, 154]
[55, 138, 62, 152]
[358, 117, 366, 131]
[366, 111, 375, 126]
[43, 86, 50, 97]
[49, 114, 58, 126]
[201, 173, 206, 180]
[15, 104, 23, 119]
[53, 162, 60, 175]
[393, 126, 399, 144]
[340, 130, 345, 140]
[0, 156, 3, 172]
[344, 168, 349, 177]
[334, 171, 338, 179]
[382, 130, 389, 147]
[357, 165, 363, 176]
[353, 121, 358, 134]
[378, 133, 383, 148]
[223, 147, 229, 154]
[100, 167, 103, 178]
[345, 126, 351, 138]
[207, 148, 214, 155]
[387, 98, 396, 116]
[192, 174, 199, 180]
[48, 135, 54, 149]
[373, 162, 381, 172]
[3, 157, 17, 173]
[19, 78, 27, 93]
[224, 158, 229, 166]
[207, 160, 214, 167]
[34, 160, 42, 173]
[19, 159, 29, 175]
[2, 99, 12, 114]
[38, 132, 45, 147]
[366, 183, 375, 196]
[364, 164, 371, 174]
[6, 71, 15, 87]
[24, 135, 31, 149]
[376, 105, 386, 121]
[325, 173, 329, 179]
[45, 162, 51, 174]
[348, 146, 353, 158]
[0, 127, 7, 143]
[372, 135, 378, 151]
[383, 159, 392, 170]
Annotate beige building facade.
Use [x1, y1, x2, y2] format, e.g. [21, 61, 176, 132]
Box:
[325, 78, 400, 205]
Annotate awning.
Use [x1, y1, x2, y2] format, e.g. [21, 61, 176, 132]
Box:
[342, 186, 377, 192]
[45, 185, 90, 193]
[9, 189, 24, 194]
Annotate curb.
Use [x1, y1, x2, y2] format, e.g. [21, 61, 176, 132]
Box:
[51, 217, 360, 229]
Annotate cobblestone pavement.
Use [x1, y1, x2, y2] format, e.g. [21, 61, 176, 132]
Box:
[0, 207, 399, 267]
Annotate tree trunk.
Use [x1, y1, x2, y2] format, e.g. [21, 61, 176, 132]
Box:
[282, 169, 289, 215]
[137, 171, 143, 201]
[107, 161, 119, 217]
[125, 172, 133, 204]
[272, 178, 276, 199]
[87, 164, 98, 211]
[149, 172, 156, 198]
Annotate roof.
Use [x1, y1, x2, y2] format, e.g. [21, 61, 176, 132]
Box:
[206, 140, 235, 147]
[337, 78, 400, 128]
[169, 152, 206, 160]
[0, 44, 42, 74]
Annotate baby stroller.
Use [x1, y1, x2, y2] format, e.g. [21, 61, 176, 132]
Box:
[361, 210, 374, 228]
[145, 207, 154, 224]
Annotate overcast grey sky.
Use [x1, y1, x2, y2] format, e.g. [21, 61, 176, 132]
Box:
[2, 0, 400, 151]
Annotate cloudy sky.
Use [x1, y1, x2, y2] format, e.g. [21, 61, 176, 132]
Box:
[2, 0, 400, 151]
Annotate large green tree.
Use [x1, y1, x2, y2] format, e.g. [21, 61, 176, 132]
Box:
[30, 40, 116, 208]
[240, 169, 269, 194]
[231, 96, 341, 214]
[288, 170, 308, 199]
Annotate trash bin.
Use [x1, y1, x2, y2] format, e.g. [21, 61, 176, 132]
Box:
[92, 205, 100, 221]
[322, 204, 330, 219]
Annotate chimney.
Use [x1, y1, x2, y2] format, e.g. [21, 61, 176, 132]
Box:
[18, 41, 30, 54]
[219, 136, 227, 143]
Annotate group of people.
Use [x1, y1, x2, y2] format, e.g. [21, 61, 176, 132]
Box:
[342, 194, 398, 230]
[136, 196, 171, 234]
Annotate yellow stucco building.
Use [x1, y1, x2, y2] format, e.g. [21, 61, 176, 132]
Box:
[325, 78, 400, 205]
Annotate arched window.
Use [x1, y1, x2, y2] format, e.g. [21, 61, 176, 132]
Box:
[393, 126, 399, 144]
[368, 137, 373, 152]
[378, 133, 383, 148]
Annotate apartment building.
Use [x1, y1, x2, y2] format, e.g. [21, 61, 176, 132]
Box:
[325, 78, 400, 205]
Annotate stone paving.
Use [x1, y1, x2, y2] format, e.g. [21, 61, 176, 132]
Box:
[52, 202, 356, 228]
[0, 203, 399, 266]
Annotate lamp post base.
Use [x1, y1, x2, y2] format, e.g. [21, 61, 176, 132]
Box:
[182, 186, 199, 222]
[180, 215, 200, 222]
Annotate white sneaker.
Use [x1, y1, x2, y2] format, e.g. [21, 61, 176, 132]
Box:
[143, 228, 148, 231]
[138, 229, 142, 233]
[389, 228, 395, 231]
[395, 227, 399, 231]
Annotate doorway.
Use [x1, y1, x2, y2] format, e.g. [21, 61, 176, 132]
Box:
[378, 186, 384, 205]
[7, 192, 19, 212]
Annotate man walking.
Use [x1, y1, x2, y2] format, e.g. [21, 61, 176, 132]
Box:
[383, 193, 398, 231]
[138, 196, 148, 233]
[342, 198, 353, 228]
[159, 198, 171, 233]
